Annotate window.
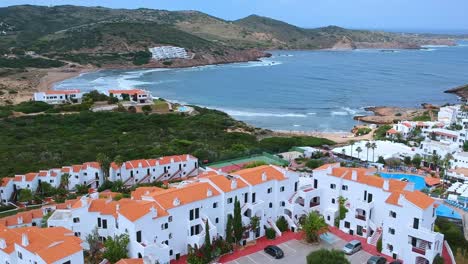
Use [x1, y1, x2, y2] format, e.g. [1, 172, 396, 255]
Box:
[244, 193, 248, 203]
[330, 184, 336, 189]
[97, 218, 102, 228]
[73, 217, 80, 223]
[267, 187, 272, 194]
[169, 216, 173, 222]
[63, 261, 71, 264]
[280, 201, 286, 207]
[313, 179, 318, 189]
[169, 233, 173, 239]
[213, 202, 218, 208]
[74, 232, 81, 237]
[162, 223, 169, 230]
[389, 211, 397, 218]
[294, 181, 298, 192]
[215, 218, 219, 224]
[344, 221, 350, 228]
[387, 244, 394, 252]
[102, 219, 107, 229]
[413, 218, 419, 229]
[368, 193, 373, 203]
[388, 228, 395, 235]
[269, 202, 273, 208]
[227, 197, 233, 204]
[342, 185, 348, 191]
[136, 231, 142, 243]
[18, 252, 22, 259]
[331, 198, 336, 204]
[280, 186, 285, 192]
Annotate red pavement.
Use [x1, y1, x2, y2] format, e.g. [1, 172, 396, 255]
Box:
[328, 226, 396, 262]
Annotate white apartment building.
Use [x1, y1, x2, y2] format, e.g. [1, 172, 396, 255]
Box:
[438, 105, 458, 124]
[0, 225, 84, 264]
[47, 165, 299, 264]
[34, 90, 83, 105]
[299, 164, 444, 264]
[149, 46, 189, 60]
[417, 139, 459, 160]
[109, 155, 199, 186]
[108, 89, 152, 104]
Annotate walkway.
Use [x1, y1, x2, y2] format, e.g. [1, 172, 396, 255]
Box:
[328, 226, 395, 262]
[443, 201, 468, 240]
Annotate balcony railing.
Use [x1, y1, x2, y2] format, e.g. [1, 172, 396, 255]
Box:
[355, 215, 366, 221]
[310, 202, 320, 207]
[412, 246, 426, 255]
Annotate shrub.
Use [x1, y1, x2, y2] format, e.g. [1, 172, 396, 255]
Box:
[276, 216, 289, 232]
[306, 249, 350, 264]
[306, 159, 324, 169]
[13, 101, 52, 114]
[244, 161, 267, 169]
[433, 254, 444, 264]
[377, 238, 382, 252]
[142, 105, 152, 114]
[265, 228, 276, 239]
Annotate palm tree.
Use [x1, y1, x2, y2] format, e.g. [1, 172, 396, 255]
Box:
[370, 142, 377, 162]
[442, 153, 454, 190]
[431, 154, 441, 171]
[96, 153, 111, 180]
[365, 142, 371, 162]
[113, 155, 124, 181]
[60, 173, 71, 190]
[356, 146, 363, 160]
[302, 211, 328, 243]
[341, 148, 346, 156]
[349, 141, 355, 159]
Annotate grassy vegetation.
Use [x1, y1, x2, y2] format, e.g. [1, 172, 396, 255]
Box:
[0, 108, 334, 176]
[435, 218, 467, 261]
[0, 101, 53, 116]
[412, 110, 435, 122]
[0, 56, 65, 68]
[374, 124, 392, 140]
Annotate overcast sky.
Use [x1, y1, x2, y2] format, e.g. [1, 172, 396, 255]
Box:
[2, 0, 467, 32]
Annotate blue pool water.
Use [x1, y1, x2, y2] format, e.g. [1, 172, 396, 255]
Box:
[380, 173, 426, 190]
[436, 204, 462, 220]
[178, 106, 188, 112]
[320, 232, 340, 244]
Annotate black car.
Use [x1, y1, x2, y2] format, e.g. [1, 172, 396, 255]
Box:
[367, 256, 387, 264]
[264, 245, 284, 259]
[389, 261, 402, 264]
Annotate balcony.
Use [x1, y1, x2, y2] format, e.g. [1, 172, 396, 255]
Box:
[310, 202, 320, 207]
[355, 214, 366, 221]
[412, 246, 426, 255]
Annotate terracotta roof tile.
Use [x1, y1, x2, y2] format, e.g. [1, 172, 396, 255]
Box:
[234, 165, 287, 186]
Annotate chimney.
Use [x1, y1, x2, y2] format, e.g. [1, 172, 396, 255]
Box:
[149, 206, 157, 218]
[383, 179, 390, 191]
[17, 216, 23, 224]
[21, 233, 29, 247]
[0, 238, 6, 249]
[261, 172, 267, 182]
[207, 189, 213, 197]
[173, 197, 180, 206]
[231, 179, 238, 190]
[116, 204, 120, 212]
[170, 158, 174, 163]
[351, 170, 357, 181]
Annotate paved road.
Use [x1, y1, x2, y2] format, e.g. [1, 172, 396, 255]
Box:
[226, 237, 372, 264]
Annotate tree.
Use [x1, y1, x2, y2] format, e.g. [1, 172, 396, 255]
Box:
[250, 216, 260, 235]
[40, 182, 57, 197]
[306, 249, 350, 264]
[349, 141, 355, 158]
[404, 156, 412, 166]
[127, 106, 137, 113]
[203, 219, 212, 262]
[377, 237, 383, 252]
[306, 159, 324, 169]
[18, 189, 33, 203]
[412, 154, 422, 169]
[225, 215, 234, 245]
[370, 142, 377, 162]
[355, 146, 362, 159]
[60, 173, 71, 190]
[275, 216, 288, 232]
[377, 156, 385, 164]
[97, 153, 111, 180]
[365, 142, 371, 162]
[302, 211, 328, 243]
[103, 234, 129, 263]
[75, 184, 89, 195]
[86, 227, 102, 264]
[464, 141, 468, 152]
[233, 197, 243, 244]
[142, 105, 152, 114]
[433, 254, 444, 264]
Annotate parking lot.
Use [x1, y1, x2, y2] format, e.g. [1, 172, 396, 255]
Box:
[226, 235, 372, 264]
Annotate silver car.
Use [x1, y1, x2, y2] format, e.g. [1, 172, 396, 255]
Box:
[343, 240, 362, 255]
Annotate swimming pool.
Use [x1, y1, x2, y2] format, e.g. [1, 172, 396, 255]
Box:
[436, 203, 462, 220]
[320, 232, 340, 244]
[380, 173, 426, 190]
[178, 106, 188, 112]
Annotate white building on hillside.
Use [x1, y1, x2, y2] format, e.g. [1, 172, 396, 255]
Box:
[108, 89, 152, 104]
[438, 105, 458, 124]
[34, 90, 83, 104]
[48, 165, 300, 263]
[149, 46, 189, 60]
[109, 155, 199, 186]
[417, 139, 459, 160]
[0, 225, 84, 264]
[301, 164, 444, 264]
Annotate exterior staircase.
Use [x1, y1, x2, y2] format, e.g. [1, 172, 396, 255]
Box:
[368, 227, 382, 246]
[282, 214, 298, 232]
[167, 169, 182, 181]
[288, 192, 297, 203]
[267, 218, 282, 237]
[123, 176, 135, 187]
[137, 174, 152, 185]
[154, 171, 169, 182]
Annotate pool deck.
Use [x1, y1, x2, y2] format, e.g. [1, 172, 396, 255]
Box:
[443, 200, 468, 240]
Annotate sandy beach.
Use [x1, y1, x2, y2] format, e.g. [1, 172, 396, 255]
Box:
[270, 129, 375, 144]
[36, 66, 96, 92]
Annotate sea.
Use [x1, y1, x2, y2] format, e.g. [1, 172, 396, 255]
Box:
[55, 42, 468, 132]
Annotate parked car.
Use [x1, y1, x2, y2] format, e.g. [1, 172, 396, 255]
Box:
[367, 256, 387, 264]
[342, 240, 362, 255]
[389, 261, 402, 264]
[264, 245, 284, 259]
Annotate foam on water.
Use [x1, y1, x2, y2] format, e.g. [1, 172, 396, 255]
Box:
[223, 109, 307, 118]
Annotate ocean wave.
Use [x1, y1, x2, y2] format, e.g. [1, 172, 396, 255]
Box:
[224, 109, 307, 118]
[421, 45, 450, 48]
[420, 48, 436, 52]
[233, 60, 282, 68]
[331, 111, 348, 116]
[307, 112, 317, 115]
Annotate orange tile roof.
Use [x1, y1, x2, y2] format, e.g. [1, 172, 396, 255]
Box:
[0, 226, 82, 263]
[109, 89, 148, 95]
[1, 177, 12, 187]
[425, 177, 441, 186]
[151, 182, 220, 209]
[118, 199, 168, 222]
[402, 122, 412, 128]
[402, 190, 435, 209]
[0, 209, 43, 227]
[235, 165, 287, 186]
[131, 187, 166, 200]
[314, 163, 340, 171]
[385, 192, 402, 207]
[434, 131, 457, 138]
[387, 128, 399, 135]
[116, 259, 143, 264]
[25, 173, 38, 182]
[329, 167, 407, 192]
[200, 172, 249, 192]
[89, 199, 119, 218]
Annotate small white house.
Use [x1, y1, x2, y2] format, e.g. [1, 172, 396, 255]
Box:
[34, 89, 83, 104]
[108, 89, 152, 103]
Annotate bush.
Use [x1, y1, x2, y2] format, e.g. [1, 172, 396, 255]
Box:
[276, 216, 289, 232]
[305, 159, 324, 169]
[374, 125, 392, 140]
[433, 254, 444, 264]
[244, 161, 267, 169]
[356, 127, 372, 136]
[142, 105, 152, 114]
[265, 228, 276, 239]
[306, 249, 350, 264]
[377, 238, 382, 252]
[12, 101, 52, 114]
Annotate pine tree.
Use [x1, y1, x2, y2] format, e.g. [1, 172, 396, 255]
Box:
[203, 220, 212, 262]
[233, 197, 243, 244]
[226, 215, 234, 244]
